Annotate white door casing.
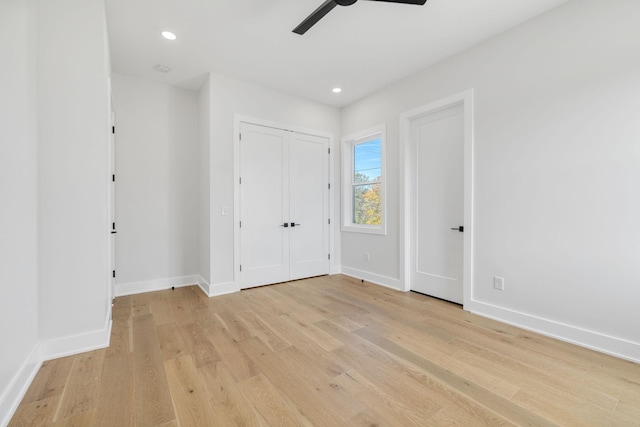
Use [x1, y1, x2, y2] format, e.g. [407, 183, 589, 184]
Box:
[109, 110, 116, 304]
[238, 121, 330, 289]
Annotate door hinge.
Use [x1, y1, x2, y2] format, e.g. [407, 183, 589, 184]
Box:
[112, 126, 115, 134]
[112, 222, 116, 230]
[239, 133, 242, 141]
[328, 183, 331, 190]
[328, 147, 331, 154]
[240, 265, 242, 272]
[328, 218, 331, 225]
[112, 270, 116, 278]
[239, 177, 242, 184]
[328, 254, 331, 260]
[112, 174, 115, 182]
[239, 221, 242, 228]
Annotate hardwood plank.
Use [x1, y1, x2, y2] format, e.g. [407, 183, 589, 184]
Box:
[235, 310, 292, 352]
[20, 357, 74, 404]
[156, 322, 190, 361]
[131, 293, 151, 317]
[105, 317, 131, 358]
[8, 395, 59, 427]
[164, 355, 219, 426]
[180, 322, 222, 368]
[207, 324, 260, 382]
[213, 311, 254, 342]
[52, 350, 105, 422]
[279, 311, 343, 351]
[200, 362, 262, 426]
[52, 409, 95, 426]
[132, 313, 175, 426]
[171, 298, 197, 325]
[353, 327, 554, 426]
[239, 338, 366, 425]
[149, 299, 175, 326]
[94, 353, 134, 427]
[238, 373, 313, 427]
[335, 370, 438, 427]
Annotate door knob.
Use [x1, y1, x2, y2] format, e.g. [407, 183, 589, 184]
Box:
[450, 226, 464, 232]
[281, 223, 289, 227]
[290, 223, 301, 227]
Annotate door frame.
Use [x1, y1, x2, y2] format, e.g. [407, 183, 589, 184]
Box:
[399, 90, 474, 308]
[233, 115, 334, 289]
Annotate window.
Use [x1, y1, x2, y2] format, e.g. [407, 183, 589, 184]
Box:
[342, 125, 386, 234]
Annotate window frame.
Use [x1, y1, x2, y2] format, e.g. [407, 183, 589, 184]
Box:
[341, 124, 387, 235]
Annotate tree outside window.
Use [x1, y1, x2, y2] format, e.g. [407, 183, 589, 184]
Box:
[342, 126, 386, 234]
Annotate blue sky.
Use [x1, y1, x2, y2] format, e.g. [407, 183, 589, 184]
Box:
[354, 138, 381, 182]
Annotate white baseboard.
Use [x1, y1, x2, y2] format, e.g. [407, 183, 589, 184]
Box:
[0, 311, 112, 426]
[208, 281, 239, 297]
[467, 299, 640, 364]
[341, 266, 403, 291]
[0, 345, 42, 427]
[39, 319, 113, 361]
[196, 275, 210, 296]
[114, 275, 201, 297]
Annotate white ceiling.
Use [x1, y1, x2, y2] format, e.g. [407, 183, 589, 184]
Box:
[106, 0, 569, 107]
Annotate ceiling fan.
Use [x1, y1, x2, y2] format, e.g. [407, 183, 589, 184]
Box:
[293, 0, 428, 35]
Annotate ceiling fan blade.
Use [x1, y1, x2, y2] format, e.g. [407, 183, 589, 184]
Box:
[365, 0, 427, 4]
[293, 0, 338, 35]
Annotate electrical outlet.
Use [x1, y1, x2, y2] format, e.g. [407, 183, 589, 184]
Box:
[493, 276, 504, 291]
[364, 252, 370, 262]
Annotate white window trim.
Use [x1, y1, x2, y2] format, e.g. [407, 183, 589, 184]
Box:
[341, 124, 387, 235]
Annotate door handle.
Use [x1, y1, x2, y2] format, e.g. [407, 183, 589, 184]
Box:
[450, 226, 464, 232]
[281, 223, 289, 228]
[290, 223, 301, 227]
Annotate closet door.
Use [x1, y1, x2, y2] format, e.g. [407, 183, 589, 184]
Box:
[289, 132, 329, 280]
[239, 123, 290, 288]
[239, 122, 330, 289]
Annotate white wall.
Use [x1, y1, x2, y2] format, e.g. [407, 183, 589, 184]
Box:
[208, 73, 341, 291]
[0, 0, 39, 421]
[112, 74, 200, 292]
[341, 0, 640, 361]
[198, 77, 211, 284]
[37, 0, 111, 350]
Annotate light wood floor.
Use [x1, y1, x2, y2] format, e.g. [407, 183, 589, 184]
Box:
[10, 275, 640, 426]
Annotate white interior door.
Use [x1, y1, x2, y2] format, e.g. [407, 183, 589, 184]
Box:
[239, 122, 329, 289]
[410, 104, 464, 304]
[240, 123, 290, 288]
[289, 132, 329, 280]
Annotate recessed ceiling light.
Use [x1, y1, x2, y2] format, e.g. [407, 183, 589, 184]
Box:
[332, 87, 342, 93]
[155, 65, 171, 73]
[161, 31, 177, 40]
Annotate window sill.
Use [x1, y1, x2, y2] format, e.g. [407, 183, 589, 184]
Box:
[342, 224, 387, 235]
